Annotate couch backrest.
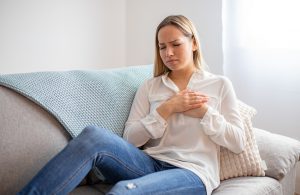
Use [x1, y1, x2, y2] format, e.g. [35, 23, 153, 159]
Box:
[0, 65, 153, 138]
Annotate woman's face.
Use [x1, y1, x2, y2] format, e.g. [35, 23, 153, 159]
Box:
[157, 25, 196, 72]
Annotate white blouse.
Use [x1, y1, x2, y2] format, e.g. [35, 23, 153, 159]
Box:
[123, 70, 245, 195]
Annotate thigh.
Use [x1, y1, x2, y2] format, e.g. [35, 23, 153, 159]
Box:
[80, 126, 158, 183]
[108, 168, 206, 195]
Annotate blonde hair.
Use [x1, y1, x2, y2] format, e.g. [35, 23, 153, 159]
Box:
[154, 15, 207, 77]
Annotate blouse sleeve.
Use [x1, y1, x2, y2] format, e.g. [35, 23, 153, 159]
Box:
[123, 80, 168, 147]
[200, 77, 246, 153]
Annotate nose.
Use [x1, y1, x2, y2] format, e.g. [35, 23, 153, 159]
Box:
[165, 47, 174, 57]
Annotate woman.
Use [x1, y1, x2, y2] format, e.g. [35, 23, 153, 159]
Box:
[19, 15, 245, 195]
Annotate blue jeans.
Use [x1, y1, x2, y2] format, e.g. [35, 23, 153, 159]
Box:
[18, 126, 206, 195]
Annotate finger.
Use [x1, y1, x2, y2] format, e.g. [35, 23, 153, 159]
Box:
[187, 91, 208, 98]
[191, 94, 209, 102]
[185, 92, 202, 98]
[193, 91, 209, 97]
[200, 98, 209, 103]
[189, 102, 204, 109]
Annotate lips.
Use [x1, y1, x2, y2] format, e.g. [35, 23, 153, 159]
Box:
[166, 59, 178, 63]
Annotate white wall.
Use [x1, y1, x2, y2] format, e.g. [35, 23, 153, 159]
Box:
[0, 0, 126, 74]
[126, 0, 223, 74]
[0, 0, 223, 75]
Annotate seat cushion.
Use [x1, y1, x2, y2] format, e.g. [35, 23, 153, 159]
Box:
[70, 185, 104, 195]
[71, 176, 282, 195]
[213, 176, 282, 195]
[71, 183, 112, 195]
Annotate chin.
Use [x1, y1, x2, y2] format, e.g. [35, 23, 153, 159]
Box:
[165, 63, 180, 70]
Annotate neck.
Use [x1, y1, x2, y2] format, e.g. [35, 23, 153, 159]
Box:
[168, 66, 196, 81]
[168, 66, 197, 91]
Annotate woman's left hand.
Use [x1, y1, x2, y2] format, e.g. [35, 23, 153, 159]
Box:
[182, 92, 209, 118]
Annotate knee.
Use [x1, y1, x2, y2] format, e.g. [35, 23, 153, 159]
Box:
[75, 125, 117, 150]
[72, 126, 105, 149]
[82, 125, 103, 136]
[81, 125, 113, 140]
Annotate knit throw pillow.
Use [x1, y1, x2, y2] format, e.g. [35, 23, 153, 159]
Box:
[219, 100, 266, 180]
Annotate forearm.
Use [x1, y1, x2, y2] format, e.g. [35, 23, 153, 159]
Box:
[124, 110, 168, 147]
[123, 122, 151, 147]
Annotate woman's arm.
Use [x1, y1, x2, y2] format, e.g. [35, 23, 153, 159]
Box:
[123, 80, 167, 147]
[201, 77, 245, 153]
[123, 80, 207, 147]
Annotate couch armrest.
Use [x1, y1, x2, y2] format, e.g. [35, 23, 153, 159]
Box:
[254, 128, 300, 180]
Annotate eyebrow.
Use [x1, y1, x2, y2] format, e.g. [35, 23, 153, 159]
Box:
[158, 39, 180, 46]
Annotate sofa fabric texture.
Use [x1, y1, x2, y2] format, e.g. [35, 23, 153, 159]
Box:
[255, 128, 300, 180]
[0, 86, 70, 194]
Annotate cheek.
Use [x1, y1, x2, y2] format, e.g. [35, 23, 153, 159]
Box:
[159, 50, 166, 60]
[182, 46, 194, 58]
[177, 49, 187, 59]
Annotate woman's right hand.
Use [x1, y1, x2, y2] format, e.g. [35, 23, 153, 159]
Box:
[156, 89, 208, 120]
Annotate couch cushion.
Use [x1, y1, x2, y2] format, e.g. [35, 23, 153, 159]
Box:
[71, 183, 112, 195]
[0, 86, 70, 194]
[70, 176, 282, 195]
[70, 185, 103, 195]
[213, 176, 282, 195]
[255, 128, 300, 180]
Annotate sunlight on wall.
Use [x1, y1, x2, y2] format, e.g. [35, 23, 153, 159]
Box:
[223, 2, 300, 191]
[223, 0, 300, 139]
[236, 0, 300, 50]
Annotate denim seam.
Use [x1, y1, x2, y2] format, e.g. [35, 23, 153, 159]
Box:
[53, 155, 95, 195]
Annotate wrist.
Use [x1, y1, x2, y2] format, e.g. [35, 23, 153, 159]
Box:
[200, 104, 209, 118]
[156, 101, 173, 120]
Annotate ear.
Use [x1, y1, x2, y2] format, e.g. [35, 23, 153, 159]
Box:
[192, 37, 197, 52]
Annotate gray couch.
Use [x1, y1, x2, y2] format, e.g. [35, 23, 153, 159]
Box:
[1, 67, 300, 195]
